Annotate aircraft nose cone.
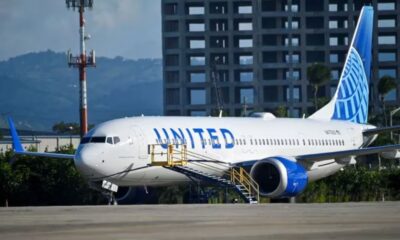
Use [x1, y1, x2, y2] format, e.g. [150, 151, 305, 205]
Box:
[74, 146, 101, 178]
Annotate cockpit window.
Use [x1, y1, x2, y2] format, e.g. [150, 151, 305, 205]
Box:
[81, 137, 90, 144]
[90, 137, 106, 143]
[106, 137, 113, 144]
[113, 137, 120, 144]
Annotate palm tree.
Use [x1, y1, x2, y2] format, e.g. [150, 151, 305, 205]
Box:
[307, 63, 331, 111]
[378, 75, 397, 126]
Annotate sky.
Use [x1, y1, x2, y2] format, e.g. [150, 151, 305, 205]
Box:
[0, 0, 161, 61]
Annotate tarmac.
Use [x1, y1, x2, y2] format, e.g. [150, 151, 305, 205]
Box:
[0, 202, 399, 240]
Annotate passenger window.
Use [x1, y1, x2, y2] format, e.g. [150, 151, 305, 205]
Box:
[106, 137, 113, 145]
[113, 137, 120, 144]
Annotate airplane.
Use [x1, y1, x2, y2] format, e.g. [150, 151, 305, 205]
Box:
[7, 6, 400, 204]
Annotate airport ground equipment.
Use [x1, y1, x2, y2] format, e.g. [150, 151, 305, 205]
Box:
[150, 144, 260, 204]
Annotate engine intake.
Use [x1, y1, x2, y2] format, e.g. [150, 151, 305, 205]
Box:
[250, 156, 308, 198]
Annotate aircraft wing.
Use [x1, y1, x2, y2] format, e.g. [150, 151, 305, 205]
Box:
[7, 117, 75, 160]
[296, 144, 400, 164]
[363, 125, 400, 136]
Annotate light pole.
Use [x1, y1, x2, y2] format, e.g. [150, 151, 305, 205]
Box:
[389, 106, 400, 141]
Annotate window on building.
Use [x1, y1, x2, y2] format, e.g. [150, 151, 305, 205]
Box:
[285, 70, 301, 80]
[166, 88, 180, 105]
[189, 55, 205, 66]
[329, 37, 338, 46]
[188, 22, 205, 32]
[330, 54, 338, 63]
[379, 69, 397, 78]
[165, 37, 179, 49]
[384, 90, 397, 101]
[239, 55, 253, 65]
[166, 54, 179, 67]
[210, 19, 228, 32]
[189, 110, 206, 116]
[210, 36, 228, 48]
[166, 71, 179, 84]
[238, 38, 253, 48]
[306, 34, 325, 46]
[165, 20, 179, 32]
[377, 2, 396, 11]
[189, 72, 206, 83]
[284, 3, 299, 12]
[262, 35, 278, 45]
[331, 70, 340, 80]
[329, 20, 338, 29]
[378, 52, 396, 62]
[237, 88, 254, 104]
[238, 71, 253, 82]
[264, 86, 279, 102]
[236, 5, 252, 14]
[329, 3, 338, 12]
[378, 35, 396, 45]
[211, 87, 230, 104]
[188, 39, 205, 49]
[211, 53, 228, 65]
[262, 17, 277, 29]
[306, 17, 324, 28]
[263, 69, 278, 81]
[262, 0, 277, 11]
[284, 53, 300, 64]
[238, 22, 253, 31]
[164, 3, 178, 15]
[284, 19, 299, 29]
[305, 0, 323, 11]
[285, 87, 301, 102]
[213, 70, 229, 82]
[189, 89, 206, 105]
[378, 18, 396, 28]
[263, 52, 277, 63]
[187, 5, 204, 15]
[210, 2, 228, 14]
[307, 51, 325, 63]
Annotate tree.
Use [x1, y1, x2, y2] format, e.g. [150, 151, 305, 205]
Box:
[275, 106, 287, 118]
[307, 63, 331, 111]
[378, 75, 397, 126]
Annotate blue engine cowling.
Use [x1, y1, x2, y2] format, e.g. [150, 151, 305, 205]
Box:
[250, 156, 308, 198]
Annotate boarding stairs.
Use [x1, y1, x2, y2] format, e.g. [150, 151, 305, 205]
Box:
[149, 144, 259, 204]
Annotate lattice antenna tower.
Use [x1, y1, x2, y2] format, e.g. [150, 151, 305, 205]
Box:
[66, 0, 96, 138]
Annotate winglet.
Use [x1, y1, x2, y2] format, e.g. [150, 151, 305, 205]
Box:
[7, 117, 24, 152]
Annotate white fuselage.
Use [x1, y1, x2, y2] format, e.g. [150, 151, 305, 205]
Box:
[74, 116, 373, 187]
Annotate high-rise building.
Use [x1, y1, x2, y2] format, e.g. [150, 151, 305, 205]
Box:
[162, 0, 399, 117]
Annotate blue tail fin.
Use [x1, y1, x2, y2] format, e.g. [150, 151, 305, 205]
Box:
[309, 6, 373, 124]
[7, 117, 24, 153]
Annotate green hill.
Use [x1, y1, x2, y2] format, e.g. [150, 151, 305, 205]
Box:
[0, 50, 162, 131]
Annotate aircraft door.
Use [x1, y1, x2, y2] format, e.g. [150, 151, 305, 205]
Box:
[131, 126, 148, 160]
[347, 127, 357, 147]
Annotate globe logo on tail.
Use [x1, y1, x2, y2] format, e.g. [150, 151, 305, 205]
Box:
[332, 47, 369, 124]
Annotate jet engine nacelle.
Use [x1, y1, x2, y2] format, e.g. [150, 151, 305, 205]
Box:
[250, 156, 308, 198]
